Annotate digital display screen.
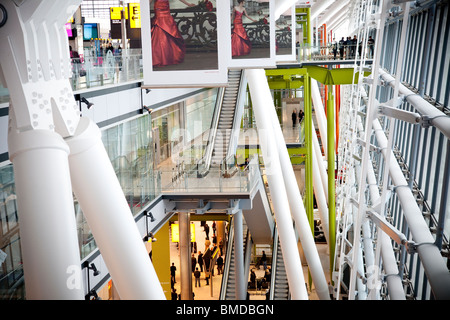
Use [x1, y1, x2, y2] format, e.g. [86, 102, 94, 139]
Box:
[65, 23, 73, 37]
[83, 23, 98, 40]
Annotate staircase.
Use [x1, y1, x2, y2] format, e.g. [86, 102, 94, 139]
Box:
[271, 236, 290, 300]
[211, 69, 242, 165]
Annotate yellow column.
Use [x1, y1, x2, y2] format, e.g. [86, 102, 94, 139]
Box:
[151, 222, 172, 299]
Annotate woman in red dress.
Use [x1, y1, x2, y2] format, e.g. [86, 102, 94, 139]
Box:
[150, 0, 195, 67]
[231, 0, 257, 57]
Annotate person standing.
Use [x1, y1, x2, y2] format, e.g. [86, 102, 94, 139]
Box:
[339, 37, 345, 59]
[368, 35, 375, 58]
[203, 245, 212, 285]
[191, 253, 197, 272]
[217, 255, 224, 275]
[197, 251, 204, 272]
[204, 223, 210, 240]
[170, 262, 177, 284]
[194, 267, 201, 287]
[292, 109, 297, 128]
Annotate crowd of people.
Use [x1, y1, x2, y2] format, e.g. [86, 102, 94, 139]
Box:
[330, 35, 375, 60]
[170, 221, 225, 300]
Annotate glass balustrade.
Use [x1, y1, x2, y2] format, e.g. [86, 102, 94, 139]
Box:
[159, 155, 260, 194]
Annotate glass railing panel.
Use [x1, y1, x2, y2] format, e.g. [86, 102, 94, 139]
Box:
[70, 51, 143, 92]
[160, 155, 260, 194]
[297, 43, 375, 63]
[0, 84, 9, 104]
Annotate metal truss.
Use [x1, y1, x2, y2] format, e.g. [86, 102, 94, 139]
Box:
[332, 0, 450, 300]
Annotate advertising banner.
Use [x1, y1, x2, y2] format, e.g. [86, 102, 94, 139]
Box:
[275, 5, 296, 63]
[141, 0, 229, 87]
[227, 0, 276, 69]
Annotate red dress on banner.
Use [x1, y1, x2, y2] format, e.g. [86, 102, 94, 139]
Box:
[151, 0, 185, 67]
[231, 10, 252, 57]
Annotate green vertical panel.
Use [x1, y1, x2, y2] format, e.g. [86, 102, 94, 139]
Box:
[296, 8, 309, 45]
[304, 73, 314, 232]
[327, 88, 336, 279]
[306, 7, 311, 46]
[304, 71, 314, 291]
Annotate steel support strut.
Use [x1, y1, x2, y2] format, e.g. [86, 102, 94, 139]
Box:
[0, 0, 165, 299]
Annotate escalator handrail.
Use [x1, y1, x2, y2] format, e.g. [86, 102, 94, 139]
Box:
[219, 217, 234, 300]
[269, 226, 278, 300]
[203, 86, 225, 170]
[226, 69, 247, 159]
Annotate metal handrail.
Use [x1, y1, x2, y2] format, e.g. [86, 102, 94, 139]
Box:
[226, 69, 247, 159]
[203, 86, 225, 171]
[219, 217, 234, 300]
[269, 227, 278, 300]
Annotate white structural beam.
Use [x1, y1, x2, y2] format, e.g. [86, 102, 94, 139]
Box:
[311, 79, 329, 160]
[67, 117, 166, 300]
[311, 125, 330, 244]
[327, 10, 350, 32]
[371, 119, 450, 300]
[311, 0, 335, 21]
[274, 0, 297, 20]
[270, 96, 330, 299]
[318, 0, 350, 27]
[8, 111, 84, 299]
[366, 157, 405, 300]
[247, 69, 308, 300]
[348, 0, 389, 300]
[312, 122, 328, 200]
[1, 0, 85, 299]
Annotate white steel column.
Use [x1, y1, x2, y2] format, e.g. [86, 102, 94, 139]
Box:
[247, 69, 308, 300]
[274, 0, 297, 19]
[1, 0, 85, 299]
[66, 117, 165, 300]
[312, 121, 329, 201]
[366, 160, 405, 300]
[8, 111, 84, 300]
[311, 79, 329, 160]
[269, 96, 330, 299]
[233, 209, 246, 300]
[348, 0, 389, 299]
[311, 130, 330, 244]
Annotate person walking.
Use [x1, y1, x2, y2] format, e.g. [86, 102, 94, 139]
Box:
[261, 250, 267, 270]
[298, 109, 304, 123]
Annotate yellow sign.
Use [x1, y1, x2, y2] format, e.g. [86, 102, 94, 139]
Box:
[110, 7, 128, 20]
[171, 223, 196, 243]
[129, 3, 141, 28]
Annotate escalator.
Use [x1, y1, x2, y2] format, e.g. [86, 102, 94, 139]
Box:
[269, 228, 290, 300]
[201, 69, 246, 174]
[211, 69, 243, 166]
[220, 217, 252, 300]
